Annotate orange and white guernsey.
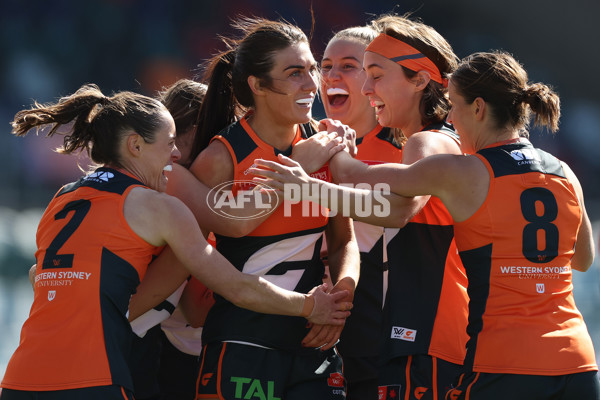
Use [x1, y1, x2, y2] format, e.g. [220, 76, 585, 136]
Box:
[352, 125, 402, 262]
[337, 125, 402, 358]
[383, 122, 469, 366]
[454, 138, 597, 375]
[1, 168, 161, 392]
[201, 117, 329, 351]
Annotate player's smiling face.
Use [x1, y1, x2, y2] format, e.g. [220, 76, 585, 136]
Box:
[362, 51, 420, 130]
[320, 38, 375, 133]
[260, 42, 319, 125]
[136, 109, 180, 192]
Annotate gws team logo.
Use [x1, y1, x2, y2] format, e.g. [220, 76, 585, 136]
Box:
[207, 180, 278, 220]
[84, 171, 115, 183]
[414, 387, 428, 399]
[48, 290, 56, 301]
[510, 148, 540, 165]
[200, 373, 213, 386]
[391, 326, 416, 342]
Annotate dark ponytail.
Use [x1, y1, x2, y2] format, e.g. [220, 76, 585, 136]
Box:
[189, 16, 309, 163]
[191, 47, 243, 161]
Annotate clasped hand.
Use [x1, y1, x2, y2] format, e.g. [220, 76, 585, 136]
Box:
[303, 279, 354, 351]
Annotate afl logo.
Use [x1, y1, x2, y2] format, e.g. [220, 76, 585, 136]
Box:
[207, 180, 278, 220]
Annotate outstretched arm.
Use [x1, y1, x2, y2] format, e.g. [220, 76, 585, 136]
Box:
[125, 188, 353, 326]
[252, 154, 395, 220]
[329, 130, 467, 227]
[171, 146, 268, 237]
[173, 135, 345, 238]
[252, 151, 486, 223]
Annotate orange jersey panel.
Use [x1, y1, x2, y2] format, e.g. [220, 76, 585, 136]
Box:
[353, 125, 403, 255]
[454, 139, 597, 375]
[337, 125, 403, 357]
[2, 168, 160, 391]
[212, 117, 329, 236]
[355, 124, 403, 165]
[383, 123, 468, 365]
[202, 118, 329, 350]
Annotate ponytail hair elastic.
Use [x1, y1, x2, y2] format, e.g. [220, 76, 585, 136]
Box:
[366, 33, 447, 87]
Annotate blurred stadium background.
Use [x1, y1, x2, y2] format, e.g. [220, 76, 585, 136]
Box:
[1, 0, 599, 379]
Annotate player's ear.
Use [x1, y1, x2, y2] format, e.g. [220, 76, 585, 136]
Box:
[248, 75, 265, 96]
[473, 97, 486, 121]
[126, 133, 144, 156]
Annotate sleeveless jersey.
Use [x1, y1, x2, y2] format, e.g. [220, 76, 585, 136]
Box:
[201, 117, 329, 350]
[337, 125, 402, 357]
[382, 122, 469, 365]
[1, 167, 160, 391]
[454, 138, 597, 375]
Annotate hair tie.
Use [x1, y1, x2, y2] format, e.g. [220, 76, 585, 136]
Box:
[366, 33, 445, 86]
[516, 87, 533, 104]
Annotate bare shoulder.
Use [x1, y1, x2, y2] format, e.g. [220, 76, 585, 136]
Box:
[166, 163, 199, 197]
[440, 154, 490, 222]
[189, 140, 234, 187]
[404, 130, 462, 163]
[560, 161, 584, 199]
[416, 152, 478, 180]
[435, 153, 487, 181]
[124, 187, 191, 246]
[392, 151, 487, 222]
[127, 187, 185, 219]
[458, 153, 487, 179]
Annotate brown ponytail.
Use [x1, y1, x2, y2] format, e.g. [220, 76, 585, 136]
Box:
[12, 83, 166, 166]
[451, 51, 561, 135]
[522, 83, 560, 132]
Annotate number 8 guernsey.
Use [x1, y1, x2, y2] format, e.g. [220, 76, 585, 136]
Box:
[453, 137, 597, 375]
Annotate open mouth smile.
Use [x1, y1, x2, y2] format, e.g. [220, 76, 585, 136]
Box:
[327, 87, 349, 107]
